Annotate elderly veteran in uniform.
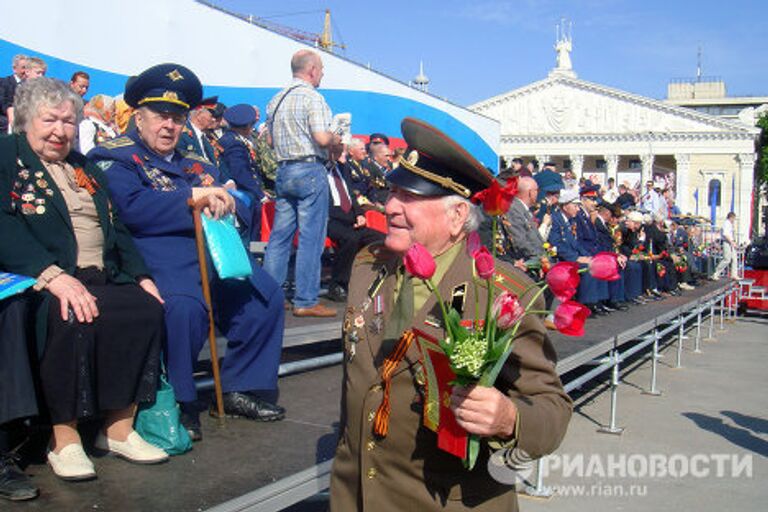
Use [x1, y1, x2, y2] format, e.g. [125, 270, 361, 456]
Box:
[218, 104, 267, 242]
[330, 118, 572, 511]
[89, 64, 285, 442]
[0, 77, 168, 481]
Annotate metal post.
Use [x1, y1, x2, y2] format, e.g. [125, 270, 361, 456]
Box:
[675, 312, 684, 368]
[598, 346, 624, 435]
[694, 302, 703, 354]
[718, 293, 726, 331]
[643, 324, 662, 396]
[703, 299, 715, 342]
[523, 458, 553, 498]
[726, 286, 733, 323]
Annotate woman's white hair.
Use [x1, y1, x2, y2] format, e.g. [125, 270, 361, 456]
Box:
[13, 77, 83, 132]
[443, 194, 482, 234]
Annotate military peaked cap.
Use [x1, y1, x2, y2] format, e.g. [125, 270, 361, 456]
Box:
[386, 117, 493, 198]
[125, 63, 202, 115]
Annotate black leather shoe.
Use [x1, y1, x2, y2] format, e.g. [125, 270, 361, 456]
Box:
[215, 392, 286, 422]
[0, 453, 38, 502]
[588, 304, 605, 317]
[325, 284, 348, 303]
[606, 301, 629, 311]
[179, 404, 203, 442]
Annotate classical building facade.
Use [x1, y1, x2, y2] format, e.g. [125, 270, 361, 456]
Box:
[470, 44, 760, 241]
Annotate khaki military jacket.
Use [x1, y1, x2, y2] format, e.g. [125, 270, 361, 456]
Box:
[330, 241, 572, 511]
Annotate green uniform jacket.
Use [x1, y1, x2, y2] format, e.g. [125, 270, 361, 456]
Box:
[330, 241, 572, 511]
[0, 134, 150, 353]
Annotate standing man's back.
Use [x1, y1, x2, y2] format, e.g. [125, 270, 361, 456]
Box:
[264, 49, 340, 317]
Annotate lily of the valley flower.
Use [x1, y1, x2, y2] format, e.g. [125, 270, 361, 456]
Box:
[449, 333, 487, 378]
[546, 261, 580, 302]
[554, 301, 591, 336]
[589, 252, 621, 281]
[404, 242, 436, 280]
[492, 292, 525, 330]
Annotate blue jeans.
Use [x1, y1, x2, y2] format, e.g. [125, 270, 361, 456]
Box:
[263, 161, 329, 308]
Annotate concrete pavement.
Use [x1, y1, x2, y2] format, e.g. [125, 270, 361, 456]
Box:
[521, 311, 768, 512]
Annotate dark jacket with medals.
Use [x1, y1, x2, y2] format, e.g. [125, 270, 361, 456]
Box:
[0, 134, 149, 353]
[330, 241, 572, 511]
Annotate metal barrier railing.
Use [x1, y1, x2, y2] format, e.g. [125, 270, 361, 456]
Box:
[522, 280, 739, 497]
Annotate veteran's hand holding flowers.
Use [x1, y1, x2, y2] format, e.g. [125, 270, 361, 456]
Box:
[402, 177, 620, 469]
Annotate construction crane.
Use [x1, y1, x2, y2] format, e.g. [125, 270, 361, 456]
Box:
[246, 9, 346, 53]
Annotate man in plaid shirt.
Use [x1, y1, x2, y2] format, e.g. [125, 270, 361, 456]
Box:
[264, 50, 340, 317]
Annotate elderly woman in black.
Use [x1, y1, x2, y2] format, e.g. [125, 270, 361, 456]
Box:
[0, 77, 168, 481]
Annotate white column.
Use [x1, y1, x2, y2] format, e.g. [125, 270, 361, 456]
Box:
[674, 153, 691, 214]
[737, 153, 756, 243]
[605, 154, 619, 183]
[535, 155, 550, 167]
[640, 154, 655, 187]
[570, 154, 584, 179]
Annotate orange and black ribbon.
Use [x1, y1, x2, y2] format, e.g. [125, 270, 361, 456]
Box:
[74, 167, 98, 196]
[372, 329, 416, 438]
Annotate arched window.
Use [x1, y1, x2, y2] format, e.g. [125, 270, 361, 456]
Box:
[708, 179, 721, 207]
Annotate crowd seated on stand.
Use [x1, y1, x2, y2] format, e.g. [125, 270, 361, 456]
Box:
[0, 53, 738, 503]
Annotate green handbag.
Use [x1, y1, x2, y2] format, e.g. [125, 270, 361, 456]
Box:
[134, 371, 192, 456]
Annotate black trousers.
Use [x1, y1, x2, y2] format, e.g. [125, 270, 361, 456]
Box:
[327, 219, 384, 289]
[0, 296, 38, 429]
[656, 259, 678, 292]
[40, 269, 164, 424]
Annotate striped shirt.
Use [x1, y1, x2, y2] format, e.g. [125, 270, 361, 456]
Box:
[266, 78, 332, 162]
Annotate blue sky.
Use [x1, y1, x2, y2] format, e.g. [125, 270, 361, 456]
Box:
[214, 0, 767, 105]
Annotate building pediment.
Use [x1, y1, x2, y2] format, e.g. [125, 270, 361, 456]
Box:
[470, 75, 759, 138]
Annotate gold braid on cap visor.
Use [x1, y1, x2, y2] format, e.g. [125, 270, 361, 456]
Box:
[138, 96, 190, 109]
[397, 156, 471, 198]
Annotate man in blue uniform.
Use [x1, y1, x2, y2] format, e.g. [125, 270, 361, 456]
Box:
[547, 188, 605, 315]
[533, 166, 563, 225]
[594, 202, 637, 308]
[218, 104, 267, 242]
[89, 64, 285, 441]
[576, 182, 611, 313]
[178, 96, 218, 162]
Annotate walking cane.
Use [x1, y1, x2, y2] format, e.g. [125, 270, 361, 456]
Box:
[188, 197, 225, 422]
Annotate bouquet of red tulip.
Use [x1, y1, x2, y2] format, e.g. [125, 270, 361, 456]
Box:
[405, 178, 620, 470]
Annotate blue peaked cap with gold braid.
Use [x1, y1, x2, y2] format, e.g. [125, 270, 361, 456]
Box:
[125, 63, 202, 115]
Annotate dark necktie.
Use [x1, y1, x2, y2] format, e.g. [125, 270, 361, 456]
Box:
[332, 168, 352, 213]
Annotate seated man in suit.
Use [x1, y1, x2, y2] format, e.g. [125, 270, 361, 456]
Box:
[89, 64, 286, 442]
[504, 176, 546, 261]
[325, 145, 384, 302]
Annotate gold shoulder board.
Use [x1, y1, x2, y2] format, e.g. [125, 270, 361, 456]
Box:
[182, 152, 212, 164]
[100, 136, 135, 149]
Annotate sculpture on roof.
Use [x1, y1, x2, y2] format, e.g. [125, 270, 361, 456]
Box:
[554, 19, 573, 71]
